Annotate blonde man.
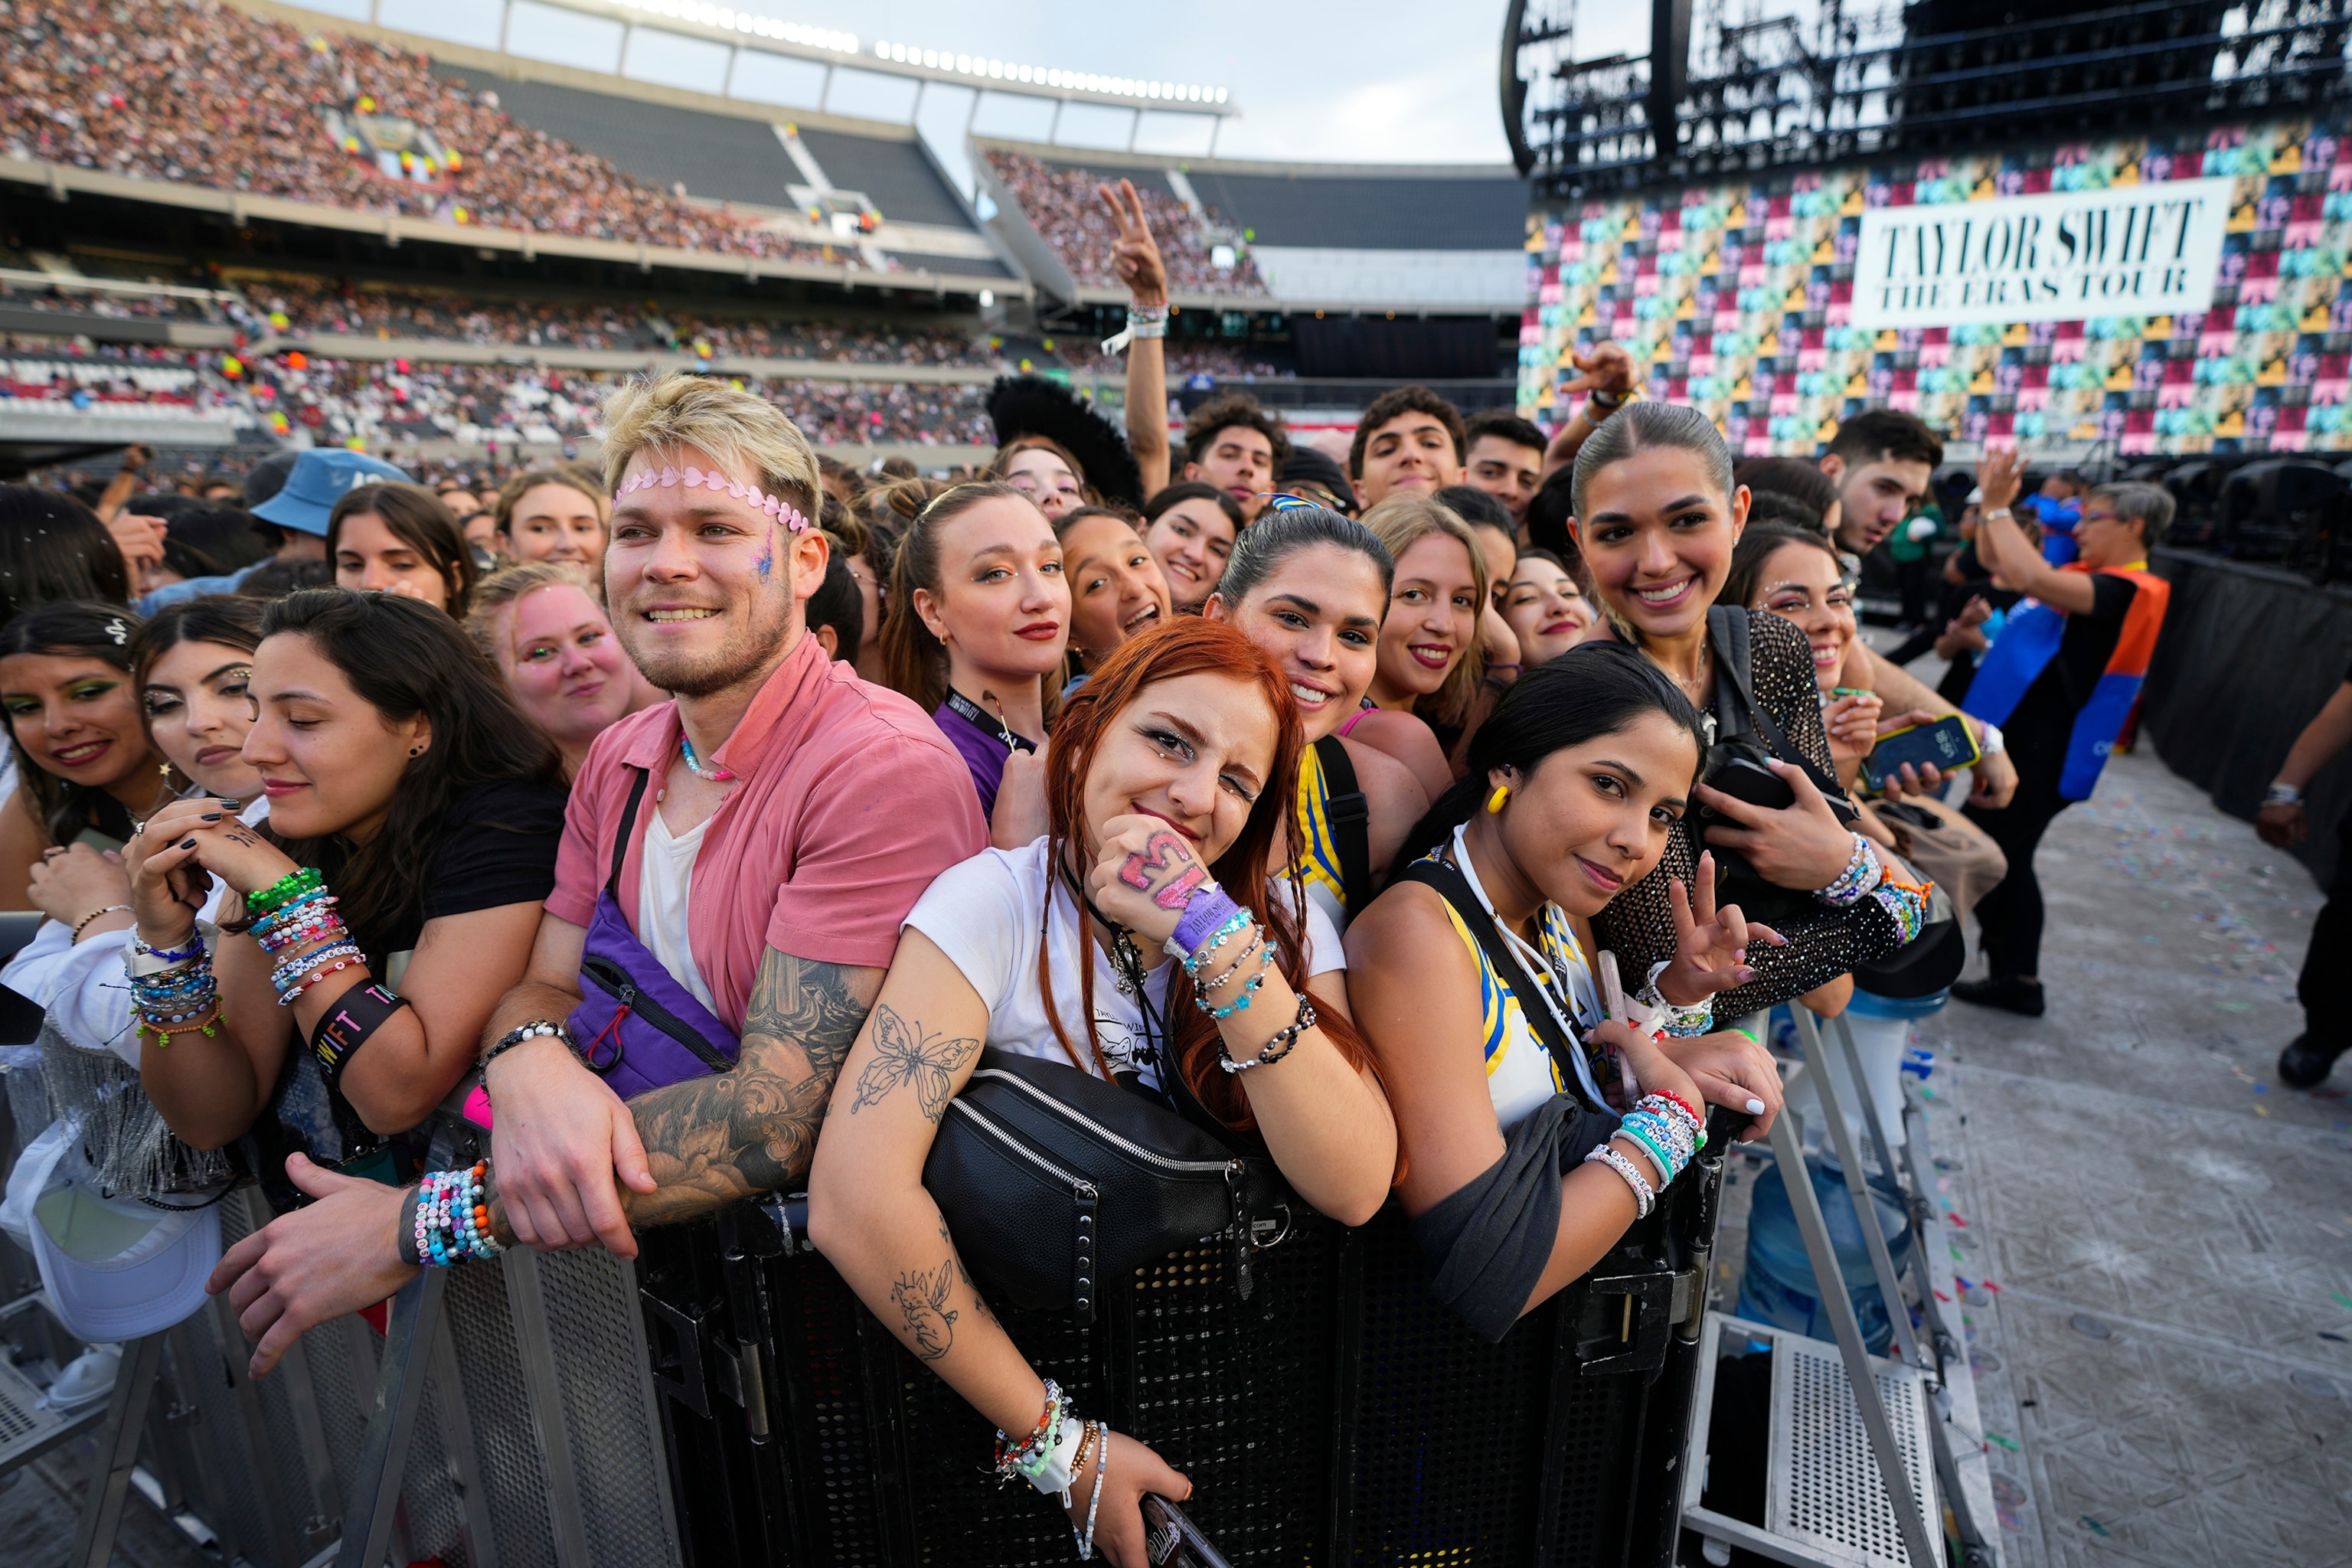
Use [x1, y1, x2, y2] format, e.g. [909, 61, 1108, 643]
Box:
[210, 375, 986, 1368]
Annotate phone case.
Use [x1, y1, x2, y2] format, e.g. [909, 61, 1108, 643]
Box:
[1862, 715, 1981, 794]
[1142, 1494, 1233, 1568]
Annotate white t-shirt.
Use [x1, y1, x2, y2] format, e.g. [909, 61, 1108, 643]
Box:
[904, 838, 1346, 1090]
[639, 804, 717, 1015]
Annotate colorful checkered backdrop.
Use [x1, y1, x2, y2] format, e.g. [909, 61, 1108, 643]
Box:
[1518, 118, 2352, 457]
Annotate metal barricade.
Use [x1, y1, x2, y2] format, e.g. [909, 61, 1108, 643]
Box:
[638, 1112, 1735, 1568]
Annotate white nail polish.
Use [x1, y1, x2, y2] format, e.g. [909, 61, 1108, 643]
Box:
[1745, 1098, 1766, 1115]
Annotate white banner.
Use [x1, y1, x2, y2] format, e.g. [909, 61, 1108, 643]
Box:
[1851, 178, 2234, 329]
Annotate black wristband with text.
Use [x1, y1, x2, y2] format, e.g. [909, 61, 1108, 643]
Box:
[310, 982, 412, 1091]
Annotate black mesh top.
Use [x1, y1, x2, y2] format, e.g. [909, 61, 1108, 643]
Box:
[1592, 609, 1903, 1020]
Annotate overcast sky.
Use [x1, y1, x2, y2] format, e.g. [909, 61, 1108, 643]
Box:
[346, 0, 1573, 172]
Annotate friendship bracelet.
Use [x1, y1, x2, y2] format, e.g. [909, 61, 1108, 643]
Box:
[1585, 1142, 1655, 1217]
[1814, 833, 1885, 908]
[1075, 1419, 1107, 1560]
[1194, 928, 1266, 995]
[1196, 940, 1274, 1019]
[279, 957, 371, 1008]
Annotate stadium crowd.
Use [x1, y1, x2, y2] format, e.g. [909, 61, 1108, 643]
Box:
[986, 149, 1266, 296]
[0, 0, 844, 263]
[11, 36, 2332, 1567]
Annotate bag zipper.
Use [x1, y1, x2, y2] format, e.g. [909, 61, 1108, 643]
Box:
[580, 956, 734, 1073]
[948, 1099, 1099, 1197]
[969, 1067, 1233, 1176]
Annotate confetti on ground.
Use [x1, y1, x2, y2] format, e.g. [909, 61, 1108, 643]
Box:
[2334, 1293, 2352, 1313]
[2321, 1331, 2347, 1344]
[2256, 1105, 2271, 1117]
[1988, 1432, 2022, 1451]
[2080, 1516, 2110, 1537]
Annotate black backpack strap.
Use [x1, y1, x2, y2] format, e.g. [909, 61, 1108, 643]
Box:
[1312, 735, 1375, 916]
[606, 766, 652, 900]
[1707, 607, 1851, 809]
[1397, 857, 1600, 1111]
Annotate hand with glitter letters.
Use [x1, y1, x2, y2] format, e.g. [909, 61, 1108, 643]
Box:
[1088, 813, 1213, 948]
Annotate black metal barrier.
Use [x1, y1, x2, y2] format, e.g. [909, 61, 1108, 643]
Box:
[636, 1114, 1731, 1568]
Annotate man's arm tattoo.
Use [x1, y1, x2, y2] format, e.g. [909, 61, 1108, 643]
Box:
[610, 949, 880, 1232]
[890, 1259, 959, 1361]
[850, 1004, 978, 1122]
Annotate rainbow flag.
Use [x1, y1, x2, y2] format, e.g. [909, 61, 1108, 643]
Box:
[1963, 565, 2169, 800]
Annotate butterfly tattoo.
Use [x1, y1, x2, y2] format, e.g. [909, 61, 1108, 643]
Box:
[850, 1006, 979, 1123]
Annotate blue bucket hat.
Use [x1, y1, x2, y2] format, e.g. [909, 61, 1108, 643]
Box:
[250, 449, 413, 536]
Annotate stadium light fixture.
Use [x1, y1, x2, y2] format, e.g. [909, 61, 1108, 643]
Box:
[870, 38, 1227, 106]
[609, 0, 858, 55]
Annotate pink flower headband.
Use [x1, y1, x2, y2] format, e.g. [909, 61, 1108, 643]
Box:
[615, 463, 811, 533]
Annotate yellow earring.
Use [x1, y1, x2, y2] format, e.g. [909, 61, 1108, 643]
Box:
[1486, 786, 1511, 814]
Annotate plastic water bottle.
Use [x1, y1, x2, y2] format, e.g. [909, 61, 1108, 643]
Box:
[1736, 1151, 1913, 1352]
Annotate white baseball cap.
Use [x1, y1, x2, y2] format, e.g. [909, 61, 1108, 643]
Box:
[31, 1178, 218, 1343]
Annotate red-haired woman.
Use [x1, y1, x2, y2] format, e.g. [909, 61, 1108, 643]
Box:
[807, 617, 1396, 1568]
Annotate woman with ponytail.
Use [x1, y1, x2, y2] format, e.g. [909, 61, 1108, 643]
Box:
[808, 617, 1394, 1568]
[1346, 644, 1783, 1340]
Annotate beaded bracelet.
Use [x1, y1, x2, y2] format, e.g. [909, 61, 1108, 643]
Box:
[1073, 1419, 1107, 1560]
[251, 890, 335, 942]
[132, 931, 206, 965]
[1585, 1142, 1656, 1217]
[1639, 1091, 1706, 1153]
[1193, 927, 1264, 995]
[1616, 1120, 1680, 1188]
[413, 1162, 504, 1267]
[246, 866, 325, 917]
[1220, 991, 1315, 1073]
[1197, 942, 1273, 1020]
[271, 941, 363, 995]
[1814, 833, 1885, 908]
[995, 1380, 1073, 1490]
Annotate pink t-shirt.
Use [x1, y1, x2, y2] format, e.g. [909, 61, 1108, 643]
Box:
[547, 631, 985, 1031]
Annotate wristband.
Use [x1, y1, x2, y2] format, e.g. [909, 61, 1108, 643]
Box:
[1981, 507, 2013, 522]
[1170, 883, 1243, 957]
[1975, 721, 2005, 758]
[482, 1019, 577, 1079]
[2265, 781, 2304, 806]
[1586, 386, 1628, 410]
[311, 982, 412, 1090]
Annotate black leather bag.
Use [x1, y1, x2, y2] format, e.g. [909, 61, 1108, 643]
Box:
[1700, 607, 1855, 929]
[923, 1047, 1291, 1327]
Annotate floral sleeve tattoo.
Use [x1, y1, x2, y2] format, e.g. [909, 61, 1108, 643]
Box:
[501, 948, 883, 1236]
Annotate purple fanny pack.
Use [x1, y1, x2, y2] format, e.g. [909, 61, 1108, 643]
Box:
[563, 769, 740, 1101]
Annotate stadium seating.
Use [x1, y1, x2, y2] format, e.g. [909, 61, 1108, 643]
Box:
[0, 0, 846, 264]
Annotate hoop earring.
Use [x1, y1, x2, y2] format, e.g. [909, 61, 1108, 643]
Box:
[1486, 786, 1511, 815]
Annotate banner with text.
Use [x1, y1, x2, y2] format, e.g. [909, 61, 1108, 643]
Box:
[1851, 178, 2233, 329]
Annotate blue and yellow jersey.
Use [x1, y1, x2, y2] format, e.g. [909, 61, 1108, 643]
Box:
[1423, 850, 1603, 1130]
[1295, 741, 1353, 933]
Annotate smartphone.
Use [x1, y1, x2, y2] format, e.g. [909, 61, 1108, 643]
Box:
[1862, 714, 1981, 795]
[1142, 1494, 1233, 1568]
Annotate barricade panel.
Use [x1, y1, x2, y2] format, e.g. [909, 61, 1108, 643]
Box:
[444, 1254, 564, 1568]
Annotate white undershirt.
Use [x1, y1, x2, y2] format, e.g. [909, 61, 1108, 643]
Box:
[639, 805, 717, 1015]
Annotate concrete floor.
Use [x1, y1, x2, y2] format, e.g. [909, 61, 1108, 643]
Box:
[1916, 746, 2352, 1568]
[5, 750, 2345, 1568]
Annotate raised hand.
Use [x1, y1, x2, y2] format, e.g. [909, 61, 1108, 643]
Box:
[1975, 446, 2026, 517]
[1088, 812, 1213, 948]
[1559, 340, 1635, 405]
[1096, 178, 1168, 307]
[1655, 851, 1785, 1007]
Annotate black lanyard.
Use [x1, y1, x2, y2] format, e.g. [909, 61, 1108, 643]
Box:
[1055, 859, 1173, 1106]
[946, 688, 1037, 756]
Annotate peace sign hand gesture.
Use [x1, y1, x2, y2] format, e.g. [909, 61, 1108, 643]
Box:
[1560, 340, 1635, 405]
[1096, 178, 1168, 308]
[1655, 851, 1785, 1008]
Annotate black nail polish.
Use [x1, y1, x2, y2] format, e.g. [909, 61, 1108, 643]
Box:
[200, 812, 222, 822]
[179, 838, 196, 849]
[217, 799, 240, 810]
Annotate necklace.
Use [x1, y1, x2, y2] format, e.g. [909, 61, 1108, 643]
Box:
[680, 732, 736, 782]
